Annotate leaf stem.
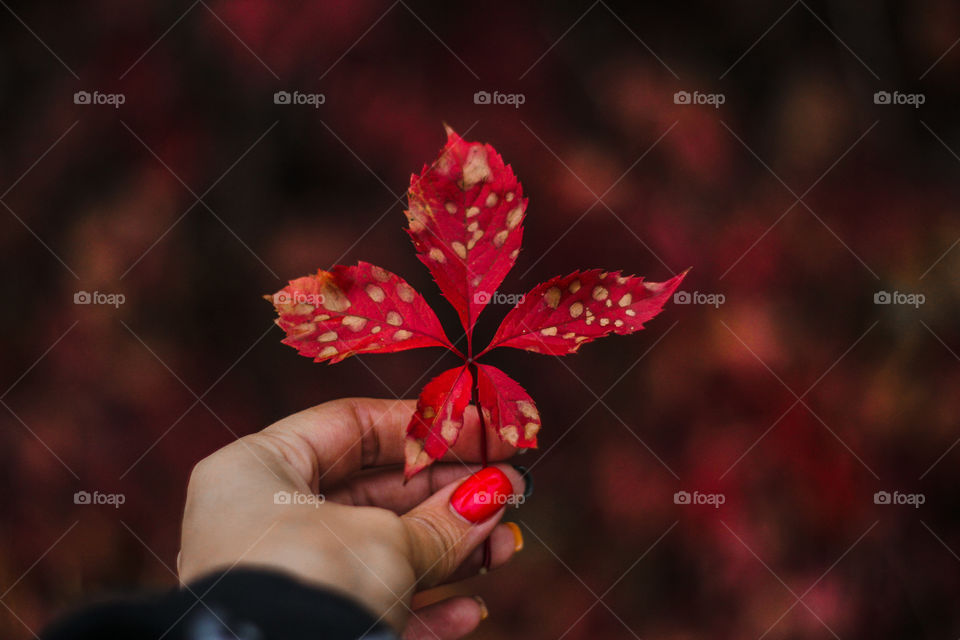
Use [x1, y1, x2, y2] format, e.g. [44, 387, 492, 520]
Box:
[469, 361, 492, 569]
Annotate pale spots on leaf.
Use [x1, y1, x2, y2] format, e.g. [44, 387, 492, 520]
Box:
[422, 406, 436, 420]
[371, 325, 382, 334]
[342, 315, 367, 332]
[441, 419, 459, 442]
[365, 284, 386, 302]
[625, 309, 637, 316]
[318, 346, 338, 359]
[445, 201, 457, 214]
[523, 422, 539, 440]
[466, 206, 480, 217]
[429, 247, 445, 262]
[569, 301, 584, 318]
[320, 280, 351, 312]
[517, 400, 539, 421]
[461, 146, 491, 189]
[371, 266, 390, 282]
[505, 191, 515, 202]
[396, 282, 415, 302]
[485, 192, 498, 207]
[318, 331, 338, 342]
[386, 311, 403, 326]
[540, 326, 558, 336]
[619, 293, 633, 307]
[592, 286, 609, 301]
[452, 241, 467, 259]
[394, 329, 413, 340]
[290, 322, 315, 339]
[544, 286, 561, 309]
[600, 318, 610, 326]
[493, 229, 508, 247]
[506, 206, 523, 229]
[614, 319, 624, 327]
[467, 230, 483, 250]
[501, 424, 519, 446]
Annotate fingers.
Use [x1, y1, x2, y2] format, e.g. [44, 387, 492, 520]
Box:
[400, 466, 524, 587]
[263, 398, 519, 486]
[324, 463, 525, 513]
[443, 522, 523, 583]
[403, 596, 488, 640]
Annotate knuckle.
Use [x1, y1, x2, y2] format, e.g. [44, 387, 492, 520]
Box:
[404, 514, 462, 582]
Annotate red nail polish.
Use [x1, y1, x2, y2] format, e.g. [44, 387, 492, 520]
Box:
[450, 467, 514, 523]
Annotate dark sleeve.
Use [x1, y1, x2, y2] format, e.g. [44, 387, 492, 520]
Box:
[41, 568, 398, 640]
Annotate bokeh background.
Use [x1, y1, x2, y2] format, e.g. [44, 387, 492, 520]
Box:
[2, 1, 960, 638]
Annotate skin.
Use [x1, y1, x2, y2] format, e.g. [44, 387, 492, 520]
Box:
[178, 397, 525, 639]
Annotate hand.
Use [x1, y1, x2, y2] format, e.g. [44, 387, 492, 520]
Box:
[178, 398, 528, 639]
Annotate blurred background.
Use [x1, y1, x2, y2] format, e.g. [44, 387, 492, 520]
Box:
[2, 1, 959, 638]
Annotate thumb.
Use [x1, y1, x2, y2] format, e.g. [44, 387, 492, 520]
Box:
[401, 465, 524, 586]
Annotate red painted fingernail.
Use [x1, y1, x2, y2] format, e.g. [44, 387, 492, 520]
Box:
[450, 467, 514, 523]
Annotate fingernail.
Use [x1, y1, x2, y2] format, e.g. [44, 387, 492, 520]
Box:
[511, 464, 534, 499]
[450, 467, 513, 523]
[473, 595, 489, 620]
[504, 521, 524, 551]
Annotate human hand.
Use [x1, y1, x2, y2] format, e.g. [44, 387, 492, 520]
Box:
[178, 398, 528, 638]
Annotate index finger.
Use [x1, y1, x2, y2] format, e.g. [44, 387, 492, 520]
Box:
[263, 398, 521, 487]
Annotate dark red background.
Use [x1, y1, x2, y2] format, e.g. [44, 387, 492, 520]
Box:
[2, 1, 959, 638]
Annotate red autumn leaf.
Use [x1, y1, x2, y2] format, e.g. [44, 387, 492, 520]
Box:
[269, 261, 456, 364]
[481, 269, 688, 357]
[405, 126, 527, 335]
[404, 365, 473, 479]
[269, 126, 686, 479]
[477, 364, 541, 449]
